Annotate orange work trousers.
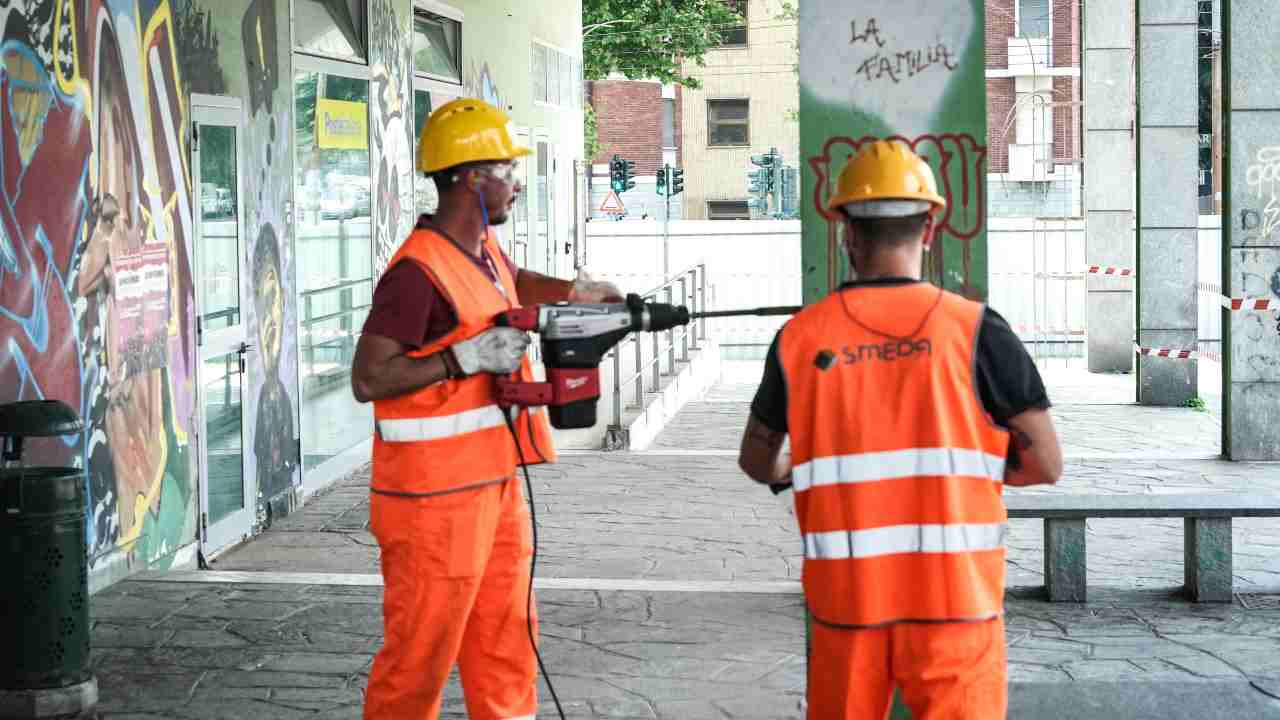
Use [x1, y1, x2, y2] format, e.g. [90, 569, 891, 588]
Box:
[808, 616, 1007, 720]
[364, 477, 537, 720]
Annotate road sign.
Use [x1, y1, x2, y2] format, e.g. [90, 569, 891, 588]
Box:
[600, 190, 625, 214]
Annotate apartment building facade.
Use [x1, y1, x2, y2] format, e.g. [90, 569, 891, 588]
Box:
[985, 0, 1083, 217]
[680, 0, 800, 220]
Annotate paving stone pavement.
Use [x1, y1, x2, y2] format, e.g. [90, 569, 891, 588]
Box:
[88, 364, 1280, 718]
[89, 580, 1280, 719]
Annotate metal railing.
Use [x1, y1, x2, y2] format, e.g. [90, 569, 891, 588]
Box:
[299, 277, 373, 396]
[608, 264, 708, 429]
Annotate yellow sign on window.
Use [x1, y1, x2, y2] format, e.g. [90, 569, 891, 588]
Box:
[316, 99, 368, 150]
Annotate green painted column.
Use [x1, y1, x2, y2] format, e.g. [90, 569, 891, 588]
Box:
[800, 1, 990, 303]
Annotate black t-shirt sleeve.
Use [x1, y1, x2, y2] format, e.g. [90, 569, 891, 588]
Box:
[750, 332, 789, 433]
[975, 307, 1051, 426]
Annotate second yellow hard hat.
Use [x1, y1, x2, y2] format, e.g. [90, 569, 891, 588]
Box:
[827, 140, 947, 218]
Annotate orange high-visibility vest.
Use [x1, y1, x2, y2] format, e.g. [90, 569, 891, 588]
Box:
[370, 229, 556, 497]
[779, 284, 1010, 627]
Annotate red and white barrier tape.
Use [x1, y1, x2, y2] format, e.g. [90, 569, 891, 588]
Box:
[1133, 344, 1221, 363]
[1086, 265, 1134, 277]
[1220, 296, 1275, 311]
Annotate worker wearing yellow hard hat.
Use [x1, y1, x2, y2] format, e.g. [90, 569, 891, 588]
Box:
[738, 139, 1063, 719]
[356, 98, 621, 719]
[415, 97, 532, 174]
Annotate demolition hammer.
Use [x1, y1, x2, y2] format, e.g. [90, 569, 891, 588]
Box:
[494, 296, 801, 429]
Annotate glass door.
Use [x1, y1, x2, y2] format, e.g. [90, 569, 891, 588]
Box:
[191, 98, 253, 558]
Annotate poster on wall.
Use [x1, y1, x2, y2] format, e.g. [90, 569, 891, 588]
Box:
[800, 0, 989, 303]
[317, 98, 369, 150]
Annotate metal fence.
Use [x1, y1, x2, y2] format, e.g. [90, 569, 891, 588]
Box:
[298, 277, 372, 398]
[608, 264, 708, 429]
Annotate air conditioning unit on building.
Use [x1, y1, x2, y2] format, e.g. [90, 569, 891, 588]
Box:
[1008, 37, 1051, 76]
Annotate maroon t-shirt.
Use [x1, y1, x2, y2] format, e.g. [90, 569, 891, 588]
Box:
[362, 218, 519, 348]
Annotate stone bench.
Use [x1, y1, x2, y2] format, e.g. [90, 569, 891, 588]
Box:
[1004, 493, 1280, 603]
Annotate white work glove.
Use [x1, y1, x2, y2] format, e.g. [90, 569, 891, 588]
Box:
[568, 269, 624, 303]
[450, 327, 531, 376]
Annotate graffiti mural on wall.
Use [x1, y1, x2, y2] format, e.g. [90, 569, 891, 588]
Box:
[0, 0, 198, 564]
[468, 61, 503, 110]
[370, 0, 414, 272]
[800, 0, 988, 301]
[239, 0, 299, 510]
[809, 133, 987, 296]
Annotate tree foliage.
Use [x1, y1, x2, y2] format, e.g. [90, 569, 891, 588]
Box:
[583, 0, 744, 88]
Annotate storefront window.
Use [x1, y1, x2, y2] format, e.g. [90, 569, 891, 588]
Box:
[294, 70, 373, 470]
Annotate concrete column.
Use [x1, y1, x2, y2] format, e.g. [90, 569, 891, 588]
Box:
[1136, 0, 1199, 405]
[1223, 1, 1280, 459]
[1084, 0, 1136, 372]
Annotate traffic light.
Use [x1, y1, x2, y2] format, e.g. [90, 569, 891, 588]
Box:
[749, 148, 780, 195]
[748, 168, 770, 195]
[670, 167, 684, 196]
[609, 155, 625, 193]
[656, 164, 668, 196]
[621, 159, 636, 192]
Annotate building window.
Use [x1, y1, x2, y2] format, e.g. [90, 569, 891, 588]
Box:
[708, 201, 750, 220]
[293, 67, 374, 470]
[718, 0, 748, 46]
[662, 98, 676, 149]
[1017, 0, 1051, 39]
[294, 0, 368, 62]
[708, 99, 749, 147]
[413, 8, 462, 84]
[533, 42, 581, 108]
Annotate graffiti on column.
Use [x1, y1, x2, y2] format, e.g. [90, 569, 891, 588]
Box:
[240, 0, 299, 508]
[809, 133, 987, 296]
[370, 0, 415, 272]
[0, 0, 198, 563]
[1242, 146, 1280, 245]
[1237, 144, 1280, 349]
[801, 0, 987, 301]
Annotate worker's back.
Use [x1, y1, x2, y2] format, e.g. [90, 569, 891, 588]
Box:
[779, 282, 1010, 627]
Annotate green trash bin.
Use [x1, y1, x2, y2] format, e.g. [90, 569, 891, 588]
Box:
[0, 400, 97, 719]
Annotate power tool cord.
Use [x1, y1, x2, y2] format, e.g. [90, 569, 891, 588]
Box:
[500, 407, 567, 720]
[470, 179, 566, 720]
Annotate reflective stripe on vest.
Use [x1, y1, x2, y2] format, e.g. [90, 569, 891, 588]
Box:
[792, 447, 1006, 492]
[378, 405, 509, 443]
[802, 522, 1006, 561]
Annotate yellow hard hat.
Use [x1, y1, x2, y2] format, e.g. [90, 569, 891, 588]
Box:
[416, 98, 531, 174]
[826, 140, 946, 218]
